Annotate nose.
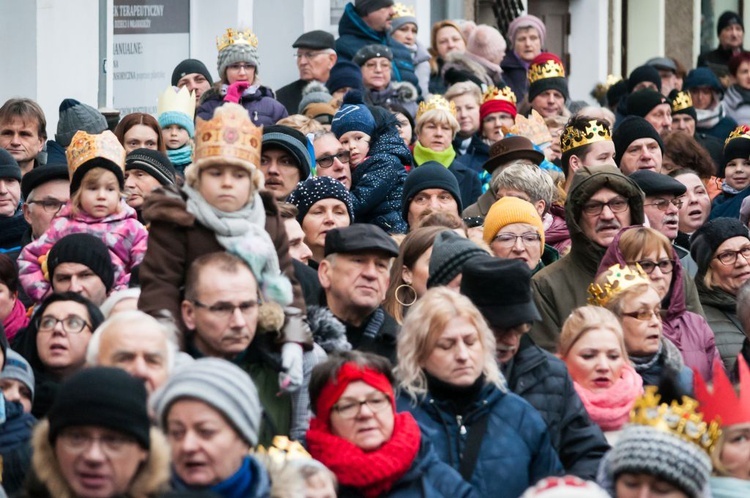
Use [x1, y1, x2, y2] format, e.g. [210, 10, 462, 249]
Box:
[181, 431, 199, 452]
[300, 241, 313, 261]
[229, 306, 247, 328]
[68, 275, 82, 293]
[360, 260, 379, 279]
[125, 175, 137, 189]
[130, 356, 149, 379]
[599, 204, 615, 220]
[81, 439, 107, 462]
[455, 341, 469, 361]
[512, 236, 526, 252]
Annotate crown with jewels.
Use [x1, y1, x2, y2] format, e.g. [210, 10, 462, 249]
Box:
[725, 125, 750, 146]
[392, 2, 415, 18]
[157, 86, 196, 120]
[193, 103, 262, 169]
[254, 436, 312, 463]
[694, 356, 750, 427]
[670, 91, 693, 113]
[528, 58, 566, 85]
[66, 130, 126, 177]
[561, 119, 612, 154]
[416, 94, 456, 121]
[508, 110, 552, 147]
[482, 86, 517, 105]
[630, 386, 722, 455]
[217, 28, 258, 51]
[587, 263, 649, 307]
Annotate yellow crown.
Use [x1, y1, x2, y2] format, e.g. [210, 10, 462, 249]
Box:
[587, 263, 649, 307]
[482, 86, 517, 105]
[157, 86, 196, 120]
[630, 386, 722, 455]
[416, 95, 456, 121]
[670, 91, 693, 113]
[725, 125, 750, 146]
[217, 28, 258, 51]
[66, 130, 125, 178]
[561, 119, 612, 154]
[528, 59, 566, 85]
[193, 103, 262, 170]
[508, 110, 552, 147]
[392, 2, 415, 18]
[254, 436, 312, 463]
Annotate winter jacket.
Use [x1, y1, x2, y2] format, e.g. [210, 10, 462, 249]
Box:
[196, 84, 288, 126]
[335, 3, 418, 89]
[632, 338, 694, 395]
[398, 383, 563, 498]
[711, 186, 750, 219]
[505, 335, 609, 480]
[500, 51, 530, 104]
[17, 201, 148, 303]
[530, 166, 645, 351]
[462, 189, 495, 218]
[723, 84, 750, 125]
[0, 398, 35, 495]
[404, 41, 431, 99]
[696, 274, 745, 373]
[543, 207, 572, 256]
[452, 135, 490, 192]
[598, 226, 720, 380]
[698, 114, 738, 142]
[0, 207, 28, 260]
[697, 46, 750, 83]
[276, 78, 308, 115]
[364, 81, 418, 118]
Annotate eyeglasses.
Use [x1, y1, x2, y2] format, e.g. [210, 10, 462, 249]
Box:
[191, 299, 258, 320]
[628, 259, 675, 275]
[36, 315, 90, 334]
[582, 197, 629, 216]
[644, 198, 683, 211]
[621, 307, 662, 321]
[492, 232, 541, 248]
[295, 51, 325, 61]
[26, 199, 66, 213]
[226, 63, 254, 71]
[316, 150, 351, 169]
[715, 246, 750, 266]
[332, 392, 391, 419]
[58, 429, 138, 456]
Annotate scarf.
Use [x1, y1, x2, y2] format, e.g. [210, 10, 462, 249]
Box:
[3, 298, 28, 341]
[167, 145, 192, 170]
[573, 363, 643, 431]
[182, 184, 292, 305]
[723, 182, 743, 195]
[630, 340, 663, 373]
[710, 476, 750, 498]
[210, 456, 254, 498]
[306, 411, 421, 498]
[413, 141, 456, 168]
[696, 100, 723, 129]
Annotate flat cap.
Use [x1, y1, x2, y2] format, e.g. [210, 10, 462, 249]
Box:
[629, 170, 686, 197]
[21, 164, 70, 200]
[324, 224, 399, 257]
[293, 30, 335, 50]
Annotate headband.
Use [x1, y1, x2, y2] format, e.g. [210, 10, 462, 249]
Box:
[315, 362, 395, 426]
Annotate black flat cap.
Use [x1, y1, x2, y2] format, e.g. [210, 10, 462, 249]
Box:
[629, 170, 687, 197]
[324, 224, 399, 257]
[21, 164, 69, 200]
[293, 30, 335, 50]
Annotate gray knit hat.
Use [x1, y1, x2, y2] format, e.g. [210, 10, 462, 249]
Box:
[56, 99, 108, 148]
[0, 349, 35, 402]
[217, 40, 260, 82]
[151, 358, 262, 446]
[427, 230, 487, 288]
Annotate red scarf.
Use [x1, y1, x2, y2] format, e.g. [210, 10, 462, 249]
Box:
[3, 298, 28, 341]
[306, 411, 421, 498]
[574, 363, 644, 431]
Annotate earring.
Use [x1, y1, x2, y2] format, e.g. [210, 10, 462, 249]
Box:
[395, 284, 417, 307]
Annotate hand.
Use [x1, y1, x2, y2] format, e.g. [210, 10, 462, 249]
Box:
[279, 342, 303, 393]
[224, 81, 250, 103]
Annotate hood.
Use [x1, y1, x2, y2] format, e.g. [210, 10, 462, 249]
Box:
[695, 270, 738, 312]
[441, 50, 495, 88]
[141, 185, 195, 227]
[338, 2, 387, 43]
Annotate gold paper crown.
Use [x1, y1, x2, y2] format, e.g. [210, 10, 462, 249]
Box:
[670, 91, 693, 113]
[217, 28, 258, 51]
[416, 95, 456, 121]
[66, 130, 126, 178]
[254, 436, 312, 463]
[482, 86, 517, 105]
[193, 103, 262, 170]
[157, 86, 196, 120]
[587, 263, 650, 307]
[508, 110, 552, 146]
[392, 2, 415, 18]
[561, 119, 612, 154]
[630, 386, 722, 455]
[725, 125, 750, 146]
[528, 59, 566, 84]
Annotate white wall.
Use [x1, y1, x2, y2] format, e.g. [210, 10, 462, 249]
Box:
[568, 0, 608, 104]
[626, 0, 665, 71]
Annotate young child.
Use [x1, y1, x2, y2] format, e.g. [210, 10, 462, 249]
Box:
[158, 85, 195, 177]
[712, 125, 750, 219]
[17, 130, 148, 303]
[331, 91, 408, 233]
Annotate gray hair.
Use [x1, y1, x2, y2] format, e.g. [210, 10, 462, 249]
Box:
[491, 164, 555, 212]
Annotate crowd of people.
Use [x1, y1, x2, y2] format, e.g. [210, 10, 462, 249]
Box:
[1, 1, 750, 497]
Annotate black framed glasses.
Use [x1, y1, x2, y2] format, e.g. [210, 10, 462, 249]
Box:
[715, 246, 750, 266]
[316, 150, 350, 169]
[644, 198, 683, 211]
[582, 197, 629, 216]
[36, 315, 91, 334]
[628, 259, 675, 275]
[26, 199, 66, 213]
[191, 299, 258, 320]
[332, 392, 390, 419]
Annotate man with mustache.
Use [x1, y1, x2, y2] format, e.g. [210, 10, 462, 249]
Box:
[530, 165, 644, 351]
[260, 126, 312, 201]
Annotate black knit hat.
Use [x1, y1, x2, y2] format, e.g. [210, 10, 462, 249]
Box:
[0, 149, 21, 182]
[627, 65, 661, 93]
[724, 133, 750, 163]
[427, 231, 486, 288]
[21, 164, 69, 200]
[171, 59, 213, 87]
[287, 176, 354, 223]
[402, 162, 462, 223]
[626, 89, 670, 118]
[48, 367, 150, 449]
[326, 60, 364, 95]
[527, 53, 569, 102]
[355, 0, 394, 16]
[612, 116, 664, 167]
[262, 125, 312, 179]
[690, 217, 749, 275]
[125, 149, 177, 186]
[717, 11, 743, 37]
[353, 44, 393, 66]
[47, 233, 115, 292]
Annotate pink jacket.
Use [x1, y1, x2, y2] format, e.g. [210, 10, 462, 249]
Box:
[17, 200, 148, 303]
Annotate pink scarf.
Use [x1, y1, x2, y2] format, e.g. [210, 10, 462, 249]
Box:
[3, 298, 29, 341]
[574, 363, 643, 431]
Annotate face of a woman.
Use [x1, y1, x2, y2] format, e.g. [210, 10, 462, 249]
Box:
[674, 173, 710, 234]
[392, 23, 417, 46]
[166, 399, 250, 487]
[329, 380, 394, 452]
[631, 248, 672, 300]
[417, 121, 453, 152]
[301, 199, 351, 259]
[564, 328, 625, 393]
[421, 316, 484, 387]
[489, 223, 542, 270]
[513, 27, 542, 62]
[402, 246, 432, 298]
[123, 124, 159, 153]
[736, 61, 750, 90]
[619, 286, 662, 357]
[36, 301, 93, 377]
[0, 282, 16, 322]
[435, 26, 465, 58]
[719, 422, 750, 480]
[451, 94, 480, 137]
[615, 473, 688, 498]
[710, 236, 750, 296]
[225, 63, 256, 85]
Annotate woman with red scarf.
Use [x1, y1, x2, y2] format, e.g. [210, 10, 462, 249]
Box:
[306, 351, 476, 498]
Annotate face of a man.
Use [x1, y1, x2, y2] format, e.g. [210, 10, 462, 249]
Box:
[671, 114, 696, 135]
[619, 138, 662, 175]
[97, 323, 170, 394]
[52, 262, 108, 306]
[530, 89, 565, 118]
[0, 178, 21, 217]
[23, 179, 69, 238]
[579, 141, 616, 168]
[719, 22, 744, 50]
[296, 49, 336, 82]
[319, 252, 391, 323]
[579, 187, 632, 248]
[362, 5, 395, 32]
[0, 116, 44, 170]
[314, 134, 352, 189]
[407, 188, 459, 227]
[284, 218, 313, 264]
[644, 103, 672, 132]
[643, 195, 681, 241]
[124, 169, 162, 209]
[260, 147, 301, 200]
[177, 73, 212, 103]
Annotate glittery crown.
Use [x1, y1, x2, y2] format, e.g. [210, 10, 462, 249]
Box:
[725, 125, 750, 146]
[193, 103, 262, 169]
[630, 386, 722, 455]
[561, 119, 612, 154]
[670, 91, 693, 113]
[508, 110, 552, 146]
[66, 130, 125, 177]
[482, 86, 517, 105]
[528, 58, 566, 84]
[587, 263, 650, 307]
[255, 436, 312, 463]
[605, 74, 623, 89]
[392, 2, 415, 18]
[217, 28, 258, 51]
[157, 86, 196, 120]
[416, 95, 456, 120]
[695, 356, 750, 427]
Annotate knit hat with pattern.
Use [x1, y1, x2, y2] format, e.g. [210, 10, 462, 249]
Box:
[56, 99, 108, 148]
[331, 91, 376, 138]
[217, 40, 260, 82]
[125, 148, 177, 186]
[427, 230, 487, 288]
[287, 176, 354, 224]
[483, 196, 545, 250]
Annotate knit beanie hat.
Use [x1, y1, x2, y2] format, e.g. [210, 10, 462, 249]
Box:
[48, 367, 150, 449]
[527, 53, 569, 102]
[353, 44, 393, 66]
[683, 67, 724, 95]
[717, 10, 743, 36]
[723, 125, 750, 163]
[467, 25, 507, 65]
[480, 87, 518, 122]
[355, 0, 394, 16]
[507, 14, 546, 48]
[158, 110, 195, 139]
[331, 91, 376, 138]
[627, 65, 662, 93]
[217, 29, 260, 82]
[125, 148, 177, 186]
[0, 149, 21, 182]
[0, 349, 35, 402]
[520, 477, 609, 498]
[626, 89, 670, 118]
[612, 116, 664, 167]
[47, 233, 115, 292]
[287, 176, 354, 223]
[56, 99, 108, 148]
[326, 60, 364, 96]
[390, 3, 417, 32]
[262, 125, 312, 179]
[298, 81, 334, 115]
[151, 358, 262, 446]
[171, 58, 214, 86]
[669, 89, 697, 122]
[427, 230, 487, 288]
[483, 196, 545, 250]
[690, 217, 749, 275]
[402, 161, 463, 222]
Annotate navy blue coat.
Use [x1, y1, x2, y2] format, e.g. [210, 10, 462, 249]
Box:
[447, 157, 482, 207]
[452, 135, 491, 193]
[398, 383, 563, 498]
[0, 398, 35, 495]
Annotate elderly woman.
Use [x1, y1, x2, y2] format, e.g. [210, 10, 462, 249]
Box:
[683, 67, 737, 141]
[559, 306, 643, 438]
[500, 15, 546, 103]
[355, 45, 418, 119]
[113, 112, 166, 153]
[690, 217, 750, 372]
[0, 254, 28, 341]
[306, 350, 476, 497]
[445, 82, 482, 156]
[671, 168, 714, 251]
[396, 287, 562, 497]
[427, 21, 467, 95]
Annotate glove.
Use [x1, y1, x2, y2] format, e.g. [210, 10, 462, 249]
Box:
[224, 81, 250, 103]
[279, 342, 303, 394]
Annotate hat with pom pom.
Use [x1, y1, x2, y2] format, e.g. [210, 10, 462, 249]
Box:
[331, 90, 376, 138]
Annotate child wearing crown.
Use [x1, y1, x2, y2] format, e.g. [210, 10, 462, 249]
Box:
[17, 131, 148, 303]
[197, 28, 288, 126]
[711, 125, 750, 219]
[158, 86, 195, 177]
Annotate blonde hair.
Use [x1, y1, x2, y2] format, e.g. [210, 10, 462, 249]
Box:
[276, 114, 324, 134]
[70, 168, 123, 216]
[558, 306, 626, 359]
[444, 81, 482, 105]
[415, 108, 460, 137]
[617, 227, 673, 263]
[396, 287, 505, 401]
[600, 282, 652, 317]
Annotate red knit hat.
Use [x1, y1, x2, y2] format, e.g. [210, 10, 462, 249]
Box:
[480, 86, 518, 122]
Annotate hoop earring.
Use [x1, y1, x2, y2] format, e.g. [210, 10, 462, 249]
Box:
[395, 284, 417, 307]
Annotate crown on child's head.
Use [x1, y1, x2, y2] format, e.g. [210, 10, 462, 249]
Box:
[217, 28, 258, 51]
[193, 102, 263, 170]
[725, 125, 750, 146]
[66, 130, 126, 177]
[158, 86, 196, 120]
[561, 119, 612, 154]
